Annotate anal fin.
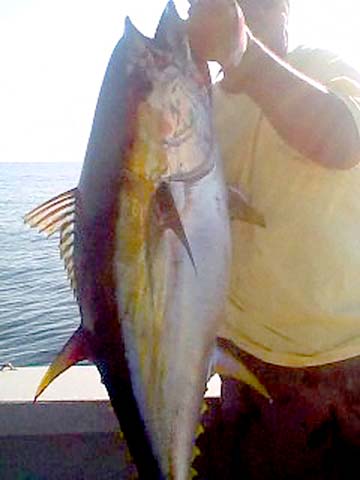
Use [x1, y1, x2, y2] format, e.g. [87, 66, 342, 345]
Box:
[34, 327, 90, 401]
[212, 337, 271, 400]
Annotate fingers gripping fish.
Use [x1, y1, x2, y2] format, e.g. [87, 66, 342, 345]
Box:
[25, 2, 267, 478]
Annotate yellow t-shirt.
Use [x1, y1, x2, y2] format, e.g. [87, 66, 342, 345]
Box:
[213, 47, 360, 367]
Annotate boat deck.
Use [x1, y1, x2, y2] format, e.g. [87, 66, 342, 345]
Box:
[0, 365, 220, 479]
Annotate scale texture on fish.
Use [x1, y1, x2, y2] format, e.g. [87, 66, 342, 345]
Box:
[24, 2, 267, 478]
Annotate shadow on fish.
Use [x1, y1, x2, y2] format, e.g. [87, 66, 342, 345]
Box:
[24, 1, 268, 478]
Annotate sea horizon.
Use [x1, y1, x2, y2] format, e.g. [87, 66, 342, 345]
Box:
[0, 162, 82, 367]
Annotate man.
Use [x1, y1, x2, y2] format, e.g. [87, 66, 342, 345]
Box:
[187, 1, 360, 478]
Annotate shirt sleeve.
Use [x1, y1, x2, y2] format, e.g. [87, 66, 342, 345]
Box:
[289, 47, 360, 165]
[327, 75, 360, 135]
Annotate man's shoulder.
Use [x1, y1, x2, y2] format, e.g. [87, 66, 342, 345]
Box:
[287, 46, 360, 85]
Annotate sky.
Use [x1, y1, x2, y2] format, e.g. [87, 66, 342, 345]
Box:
[1, 0, 360, 163]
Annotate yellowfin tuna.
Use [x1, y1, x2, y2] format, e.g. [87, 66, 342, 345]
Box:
[25, 2, 267, 478]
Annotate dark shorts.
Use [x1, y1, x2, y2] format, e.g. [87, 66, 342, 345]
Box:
[194, 348, 360, 480]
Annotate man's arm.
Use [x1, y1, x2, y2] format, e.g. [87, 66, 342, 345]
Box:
[187, 0, 360, 170]
[222, 33, 360, 169]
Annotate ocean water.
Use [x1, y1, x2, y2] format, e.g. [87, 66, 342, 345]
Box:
[0, 162, 83, 366]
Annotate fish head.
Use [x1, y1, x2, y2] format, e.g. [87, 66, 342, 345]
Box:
[122, 3, 213, 186]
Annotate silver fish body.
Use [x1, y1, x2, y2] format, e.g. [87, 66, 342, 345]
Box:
[25, 3, 231, 478]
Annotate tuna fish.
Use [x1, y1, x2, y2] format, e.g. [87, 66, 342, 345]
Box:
[24, 2, 267, 478]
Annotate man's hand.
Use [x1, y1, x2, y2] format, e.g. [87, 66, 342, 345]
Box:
[187, 0, 248, 69]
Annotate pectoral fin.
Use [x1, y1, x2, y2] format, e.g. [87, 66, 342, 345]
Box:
[146, 181, 197, 307]
[212, 337, 271, 400]
[155, 182, 196, 272]
[34, 327, 90, 401]
[228, 186, 265, 227]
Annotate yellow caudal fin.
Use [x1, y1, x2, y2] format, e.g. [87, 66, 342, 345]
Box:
[34, 327, 89, 401]
[212, 337, 271, 400]
[228, 185, 265, 227]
